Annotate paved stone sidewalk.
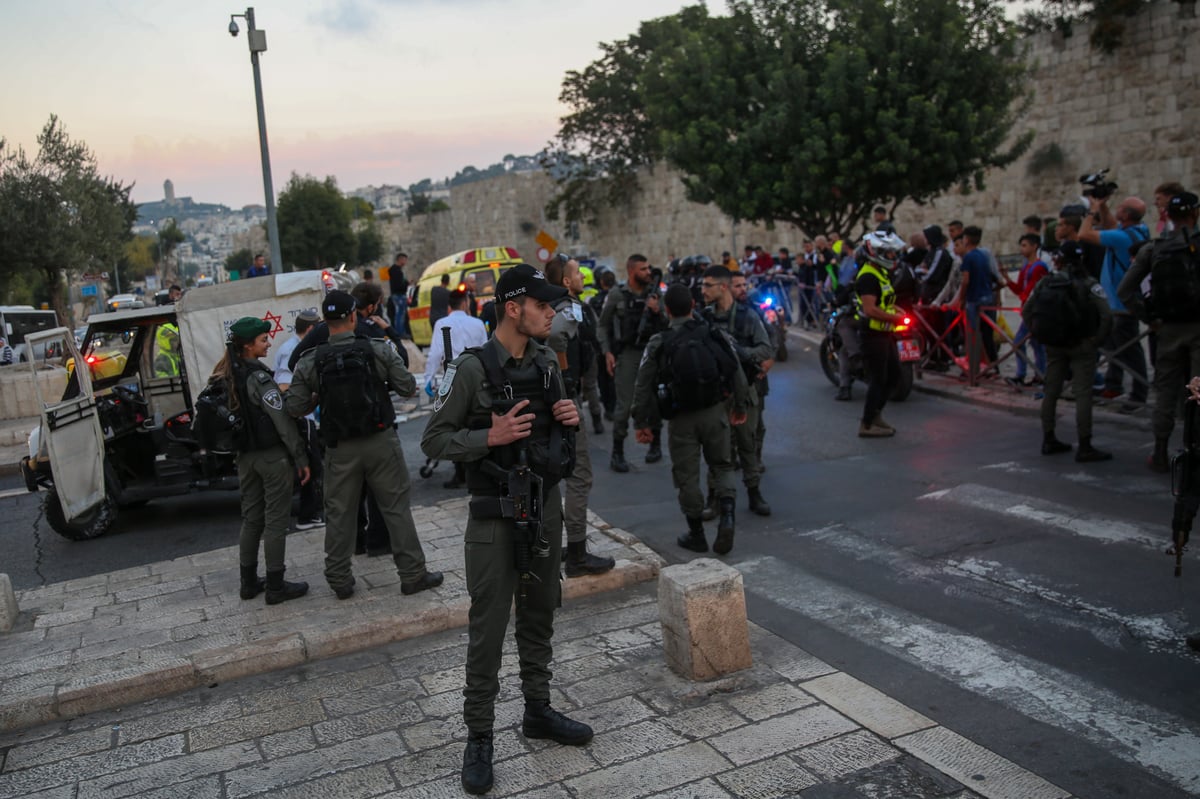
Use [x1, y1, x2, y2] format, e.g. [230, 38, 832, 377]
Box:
[0, 582, 1071, 799]
[0, 497, 660, 733]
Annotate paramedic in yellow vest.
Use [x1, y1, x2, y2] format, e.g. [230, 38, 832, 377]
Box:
[154, 322, 182, 377]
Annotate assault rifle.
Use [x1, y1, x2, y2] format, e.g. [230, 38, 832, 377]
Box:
[501, 447, 549, 601]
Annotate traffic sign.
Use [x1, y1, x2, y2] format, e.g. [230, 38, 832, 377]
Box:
[535, 230, 558, 254]
[81, 284, 97, 297]
[535, 247, 552, 263]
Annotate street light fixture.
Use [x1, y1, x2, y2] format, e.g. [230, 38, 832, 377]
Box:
[228, 7, 287, 274]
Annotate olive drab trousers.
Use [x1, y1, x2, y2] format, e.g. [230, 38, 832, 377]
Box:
[1152, 323, 1200, 440]
[237, 445, 294, 571]
[670, 402, 736, 518]
[611, 349, 644, 442]
[563, 398, 592, 544]
[323, 430, 428, 589]
[463, 483, 563, 733]
[1041, 343, 1098, 439]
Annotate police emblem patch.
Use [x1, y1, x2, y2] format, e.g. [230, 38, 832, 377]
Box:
[263, 388, 284, 411]
[435, 363, 457, 411]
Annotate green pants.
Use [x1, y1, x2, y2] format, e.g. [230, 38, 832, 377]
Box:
[733, 397, 763, 488]
[671, 403, 735, 518]
[1152, 323, 1200, 440]
[463, 483, 563, 733]
[323, 430, 427, 588]
[1041, 343, 1097, 439]
[237, 445, 294, 571]
[563, 398, 592, 543]
[611, 349, 643, 441]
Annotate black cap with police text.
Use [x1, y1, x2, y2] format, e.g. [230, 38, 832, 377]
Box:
[322, 290, 356, 320]
[1168, 191, 1199, 217]
[494, 263, 568, 305]
[1056, 240, 1086, 263]
[229, 316, 271, 340]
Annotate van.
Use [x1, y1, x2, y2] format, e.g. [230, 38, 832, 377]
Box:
[0, 306, 59, 362]
[408, 246, 523, 346]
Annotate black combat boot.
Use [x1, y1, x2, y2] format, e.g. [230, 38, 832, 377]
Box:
[1075, 436, 1113, 463]
[592, 412, 604, 435]
[714, 497, 736, 555]
[239, 565, 265, 600]
[645, 429, 663, 463]
[748, 486, 772, 516]
[461, 731, 494, 795]
[835, 385, 852, 401]
[610, 438, 630, 473]
[401, 570, 444, 595]
[700, 492, 718, 521]
[677, 516, 708, 552]
[1041, 432, 1072, 456]
[565, 540, 615, 577]
[264, 569, 308, 605]
[522, 701, 594, 746]
[1148, 436, 1170, 473]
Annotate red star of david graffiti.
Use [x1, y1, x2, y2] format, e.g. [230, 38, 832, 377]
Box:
[263, 311, 284, 338]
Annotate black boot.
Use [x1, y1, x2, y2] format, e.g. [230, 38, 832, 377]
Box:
[835, 385, 852, 401]
[401, 570, 444, 595]
[610, 438, 630, 473]
[239, 565, 265, 600]
[714, 497, 736, 555]
[522, 701, 594, 746]
[645, 430, 663, 463]
[1041, 432, 1072, 456]
[1187, 633, 1200, 653]
[700, 492, 718, 521]
[265, 569, 308, 605]
[748, 486, 772, 516]
[565, 540, 615, 577]
[1075, 436, 1113, 463]
[677, 516, 708, 552]
[592, 412, 604, 435]
[1148, 436, 1169, 473]
[461, 731, 494, 795]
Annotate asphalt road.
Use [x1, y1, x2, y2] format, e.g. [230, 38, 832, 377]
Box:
[2, 335, 1196, 797]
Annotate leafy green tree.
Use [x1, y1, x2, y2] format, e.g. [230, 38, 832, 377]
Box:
[276, 173, 356, 270]
[224, 247, 253, 278]
[113, 235, 156, 294]
[154, 220, 185, 282]
[356, 222, 383, 266]
[1018, 0, 1157, 52]
[0, 116, 136, 320]
[407, 193, 432, 221]
[546, 0, 1032, 237]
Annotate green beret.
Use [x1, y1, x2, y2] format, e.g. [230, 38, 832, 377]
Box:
[230, 316, 271, 340]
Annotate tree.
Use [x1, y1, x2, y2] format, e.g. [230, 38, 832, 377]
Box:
[356, 222, 383, 266]
[276, 173, 356, 270]
[1017, 0, 1159, 52]
[0, 116, 136, 321]
[154, 220, 185, 283]
[224, 248, 253, 278]
[546, 0, 1033, 237]
[114, 235, 156, 294]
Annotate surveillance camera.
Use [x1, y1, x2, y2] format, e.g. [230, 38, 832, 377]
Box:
[228, 19, 239, 36]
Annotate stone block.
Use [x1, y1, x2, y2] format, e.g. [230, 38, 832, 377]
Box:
[658, 559, 752, 681]
[0, 574, 18, 632]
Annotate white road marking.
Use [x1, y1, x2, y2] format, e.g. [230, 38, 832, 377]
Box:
[736, 554, 1200, 794]
[0, 488, 30, 501]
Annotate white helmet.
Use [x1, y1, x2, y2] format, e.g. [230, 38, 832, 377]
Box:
[861, 230, 906, 270]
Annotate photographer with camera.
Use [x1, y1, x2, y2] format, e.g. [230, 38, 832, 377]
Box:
[1076, 173, 1150, 412]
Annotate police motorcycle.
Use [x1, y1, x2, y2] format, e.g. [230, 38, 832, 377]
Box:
[817, 232, 918, 401]
[748, 269, 790, 362]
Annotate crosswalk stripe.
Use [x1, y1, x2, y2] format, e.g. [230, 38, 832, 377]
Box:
[736, 554, 1200, 793]
[918, 483, 1162, 548]
[981, 461, 1167, 496]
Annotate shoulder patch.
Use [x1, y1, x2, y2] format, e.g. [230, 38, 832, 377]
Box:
[434, 362, 458, 412]
[262, 388, 284, 411]
[252, 370, 271, 383]
[1091, 283, 1107, 299]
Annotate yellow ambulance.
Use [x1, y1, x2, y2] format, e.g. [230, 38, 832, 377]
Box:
[408, 246, 523, 346]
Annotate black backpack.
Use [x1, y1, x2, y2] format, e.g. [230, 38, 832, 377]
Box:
[1149, 233, 1200, 323]
[657, 319, 740, 418]
[191, 378, 244, 453]
[1024, 271, 1100, 348]
[314, 338, 396, 444]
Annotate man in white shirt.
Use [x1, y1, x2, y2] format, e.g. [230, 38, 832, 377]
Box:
[274, 310, 323, 529]
[423, 290, 489, 489]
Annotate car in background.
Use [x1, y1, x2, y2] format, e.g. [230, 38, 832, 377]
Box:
[408, 246, 522, 346]
[107, 294, 145, 312]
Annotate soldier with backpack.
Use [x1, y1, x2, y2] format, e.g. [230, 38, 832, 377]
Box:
[1118, 190, 1200, 472]
[632, 284, 750, 555]
[285, 290, 442, 600]
[1023, 242, 1114, 462]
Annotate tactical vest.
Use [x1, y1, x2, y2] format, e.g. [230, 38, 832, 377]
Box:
[615, 284, 651, 349]
[465, 343, 574, 495]
[854, 263, 898, 332]
[707, 302, 761, 382]
[562, 300, 598, 397]
[233, 360, 283, 453]
[314, 337, 396, 446]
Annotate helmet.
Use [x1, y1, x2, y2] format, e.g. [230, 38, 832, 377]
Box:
[692, 254, 713, 270]
[861, 230, 906, 270]
[579, 265, 595, 288]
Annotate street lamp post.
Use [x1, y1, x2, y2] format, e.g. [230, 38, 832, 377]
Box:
[229, 7, 286, 274]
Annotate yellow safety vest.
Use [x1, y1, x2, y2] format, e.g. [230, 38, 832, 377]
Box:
[854, 263, 897, 332]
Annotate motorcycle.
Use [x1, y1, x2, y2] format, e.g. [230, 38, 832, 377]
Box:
[818, 305, 919, 401]
[749, 278, 789, 362]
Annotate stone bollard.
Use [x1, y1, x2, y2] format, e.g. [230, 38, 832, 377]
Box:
[658, 558, 751, 681]
[0, 574, 18, 632]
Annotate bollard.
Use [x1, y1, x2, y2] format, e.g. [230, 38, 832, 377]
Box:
[658, 559, 752, 681]
[0, 574, 18, 632]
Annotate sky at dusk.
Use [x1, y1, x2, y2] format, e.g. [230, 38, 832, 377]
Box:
[1, 0, 718, 208]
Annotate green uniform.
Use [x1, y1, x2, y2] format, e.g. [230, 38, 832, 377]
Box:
[285, 331, 428, 591]
[597, 282, 668, 441]
[632, 317, 750, 518]
[1118, 228, 1200, 441]
[420, 336, 569, 734]
[548, 296, 592, 544]
[1025, 271, 1112, 439]
[706, 300, 772, 488]
[236, 364, 308, 572]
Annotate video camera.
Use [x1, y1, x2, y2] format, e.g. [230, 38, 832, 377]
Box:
[1080, 168, 1118, 201]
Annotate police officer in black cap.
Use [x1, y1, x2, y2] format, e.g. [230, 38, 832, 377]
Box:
[285, 290, 442, 599]
[421, 264, 592, 796]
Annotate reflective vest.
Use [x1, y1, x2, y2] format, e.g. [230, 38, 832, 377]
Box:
[854, 263, 897, 332]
